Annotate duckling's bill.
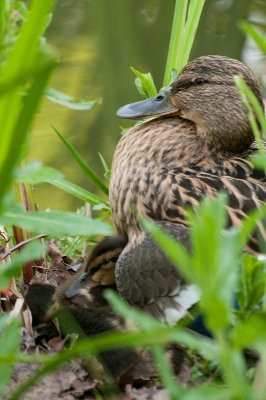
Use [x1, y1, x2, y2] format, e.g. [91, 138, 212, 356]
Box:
[65, 271, 91, 298]
[117, 87, 177, 119]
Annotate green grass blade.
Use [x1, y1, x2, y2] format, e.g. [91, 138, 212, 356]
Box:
[178, 0, 205, 72]
[234, 76, 265, 158]
[45, 178, 109, 206]
[52, 126, 109, 196]
[45, 87, 100, 110]
[238, 21, 266, 53]
[163, 0, 188, 86]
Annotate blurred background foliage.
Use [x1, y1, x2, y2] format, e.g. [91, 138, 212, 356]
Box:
[29, 0, 266, 210]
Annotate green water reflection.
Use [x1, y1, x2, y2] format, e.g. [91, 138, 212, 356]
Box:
[29, 0, 265, 210]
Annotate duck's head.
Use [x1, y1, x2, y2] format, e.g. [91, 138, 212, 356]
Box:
[65, 236, 127, 301]
[117, 55, 264, 153]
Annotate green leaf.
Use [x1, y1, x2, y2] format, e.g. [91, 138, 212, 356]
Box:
[236, 254, 266, 314]
[15, 161, 64, 184]
[98, 152, 110, 179]
[44, 178, 108, 206]
[250, 153, 266, 170]
[234, 76, 265, 157]
[130, 66, 157, 99]
[163, 0, 205, 85]
[238, 21, 266, 53]
[163, 0, 188, 86]
[0, 203, 113, 237]
[0, 316, 20, 396]
[232, 313, 266, 348]
[45, 87, 100, 110]
[0, 241, 47, 290]
[178, 0, 205, 72]
[0, 51, 57, 209]
[52, 126, 109, 196]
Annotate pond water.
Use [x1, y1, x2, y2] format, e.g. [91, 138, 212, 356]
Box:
[29, 0, 265, 210]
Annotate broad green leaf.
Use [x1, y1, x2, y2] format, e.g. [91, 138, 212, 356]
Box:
[0, 203, 113, 237]
[0, 241, 47, 289]
[0, 53, 57, 208]
[131, 66, 157, 99]
[53, 126, 109, 196]
[45, 87, 100, 110]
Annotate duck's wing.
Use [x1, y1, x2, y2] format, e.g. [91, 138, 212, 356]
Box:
[142, 161, 266, 253]
[115, 223, 200, 325]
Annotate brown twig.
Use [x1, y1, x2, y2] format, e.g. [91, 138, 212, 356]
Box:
[1, 234, 47, 260]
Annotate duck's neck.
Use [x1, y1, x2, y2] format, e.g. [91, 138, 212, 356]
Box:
[119, 116, 224, 169]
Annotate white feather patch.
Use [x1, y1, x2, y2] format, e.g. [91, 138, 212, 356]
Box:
[160, 284, 201, 325]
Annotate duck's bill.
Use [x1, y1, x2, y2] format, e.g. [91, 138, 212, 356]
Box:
[116, 88, 177, 119]
[65, 271, 90, 298]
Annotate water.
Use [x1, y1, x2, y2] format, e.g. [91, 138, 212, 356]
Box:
[29, 0, 265, 210]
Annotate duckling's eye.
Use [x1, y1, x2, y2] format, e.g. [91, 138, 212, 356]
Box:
[102, 258, 110, 264]
[194, 77, 208, 85]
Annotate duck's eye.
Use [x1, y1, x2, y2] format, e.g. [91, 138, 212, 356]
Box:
[194, 77, 208, 85]
[102, 258, 110, 264]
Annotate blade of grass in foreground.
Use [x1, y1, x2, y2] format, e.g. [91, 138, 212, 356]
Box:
[1, 205, 113, 237]
[53, 126, 109, 196]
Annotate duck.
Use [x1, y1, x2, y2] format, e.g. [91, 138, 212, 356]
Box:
[105, 55, 266, 324]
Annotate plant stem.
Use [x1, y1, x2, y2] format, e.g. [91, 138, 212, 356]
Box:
[163, 0, 188, 87]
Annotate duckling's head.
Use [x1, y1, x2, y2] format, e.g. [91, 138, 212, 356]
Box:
[117, 55, 264, 154]
[65, 236, 127, 302]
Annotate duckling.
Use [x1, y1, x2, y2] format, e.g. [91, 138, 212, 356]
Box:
[60, 235, 127, 307]
[107, 55, 265, 324]
[25, 237, 186, 382]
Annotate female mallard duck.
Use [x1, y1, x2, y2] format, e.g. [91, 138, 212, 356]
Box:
[108, 55, 266, 323]
[68, 56, 265, 326]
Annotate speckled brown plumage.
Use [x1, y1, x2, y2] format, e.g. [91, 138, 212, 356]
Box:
[110, 55, 266, 252]
[106, 55, 266, 323]
[63, 56, 265, 327]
